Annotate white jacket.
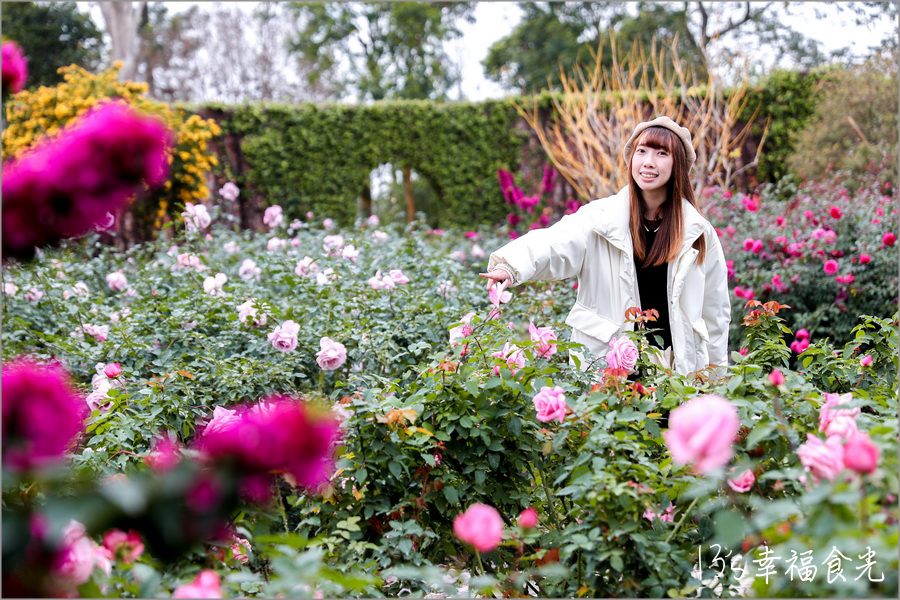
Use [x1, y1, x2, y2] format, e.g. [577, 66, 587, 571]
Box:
[488, 186, 730, 375]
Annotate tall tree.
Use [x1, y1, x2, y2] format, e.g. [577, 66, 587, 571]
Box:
[95, 1, 147, 81]
[1, 2, 103, 89]
[287, 1, 475, 101]
[484, 2, 895, 93]
[483, 2, 707, 94]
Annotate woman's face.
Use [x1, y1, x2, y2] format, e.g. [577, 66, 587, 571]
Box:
[630, 139, 674, 196]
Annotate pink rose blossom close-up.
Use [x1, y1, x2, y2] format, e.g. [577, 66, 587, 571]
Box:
[453, 503, 504, 553]
[316, 336, 348, 371]
[267, 320, 300, 352]
[727, 468, 756, 493]
[262, 205, 283, 229]
[768, 369, 785, 386]
[796, 434, 844, 482]
[532, 385, 566, 423]
[605, 336, 639, 373]
[842, 432, 879, 474]
[104, 363, 122, 378]
[528, 321, 558, 358]
[173, 570, 223, 599]
[818, 392, 860, 434]
[860, 354, 873, 367]
[518, 507, 539, 529]
[102, 529, 145, 563]
[823, 259, 838, 275]
[664, 395, 740, 474]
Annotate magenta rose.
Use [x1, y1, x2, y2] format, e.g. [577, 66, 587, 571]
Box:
[842, 432, 879, 474]
[2, 359, 87, 471]
[664, 395, 740, 474]
[726, 468, 756, 493]
[1, 41, 28, 94]
[605, 336, 639, 372]
[532, 385, 566, 423]
[267, 320, 300, 352]
[453, 503, 504, 552]
[796, 433, 844, 482]
[316, 336, 347, 371]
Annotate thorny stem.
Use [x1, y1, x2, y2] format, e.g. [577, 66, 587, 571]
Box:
[771, 391, 799, 453]
[536, 458, 560, 529]
[664, 496, 699, 543]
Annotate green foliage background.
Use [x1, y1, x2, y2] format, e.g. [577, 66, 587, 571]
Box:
[197, 76, 826, 229]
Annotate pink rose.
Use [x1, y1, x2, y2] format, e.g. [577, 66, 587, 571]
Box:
[203, 406, 241, 436]
[173, 570, 223, 598]
[518, 507, 539, 529]
[859, 253, 871, 264]
[219, 182, 239, 202]
[323, 218, 334, 231]
[824, 415, 858, 440]
[664, 395, 740, 474]
[268, 320, 300, 352]
[263, 205, 283, 229]
[796, 328, 809, 340]
[229, 535, 251, 564]
[488, 280, 512, 309]
[529, 321, 558, 358]
[316, 337, 347, 371]
[389, 269, 410, 285]
[823, 259, 838, 275]
[605, 336, 639, 372]
[491, 343, 525, 375]
[104, 363, 122, 378]
[106, 270, 128, 291]
[767, 369, 785, 386]
[727, 468, 756, 493]
[51, 520, 97, 589]
[532, 385, 566, 423]
[796, 434, 844, 482]
[842, 432, 879, 474]
[818, 392, 860, 434]
[144, 434, 182, 472]
[860, 355, 873, 367]
[449, 312, 476, 346]
[453, 504, 504, 552]
[102, 529, 144, 563]
[883, 232, 896, 246]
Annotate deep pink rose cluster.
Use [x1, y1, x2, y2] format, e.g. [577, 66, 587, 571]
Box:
[2, 359, 87, 471]
[2, 102, 174, 261]
[796, 392, 880, 483]
[195, 397, 340, 501]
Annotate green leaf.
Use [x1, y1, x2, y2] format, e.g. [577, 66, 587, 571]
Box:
[610, 554, 624, 571]
[745, 423, 776, 449]
[388, 461, 402, 480]
[443, 485, 459, 505]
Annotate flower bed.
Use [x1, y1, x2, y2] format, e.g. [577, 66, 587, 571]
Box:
[2, 187, 897, 597]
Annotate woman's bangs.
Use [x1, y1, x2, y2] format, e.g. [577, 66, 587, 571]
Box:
[636, 127, 679, 153]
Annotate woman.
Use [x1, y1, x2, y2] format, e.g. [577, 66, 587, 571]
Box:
[479, 116, 730, 375]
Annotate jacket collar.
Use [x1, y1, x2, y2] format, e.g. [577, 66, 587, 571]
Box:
[590, 186, 709, 255]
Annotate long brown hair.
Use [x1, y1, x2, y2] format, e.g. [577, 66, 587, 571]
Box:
[628, 126, 706, 267]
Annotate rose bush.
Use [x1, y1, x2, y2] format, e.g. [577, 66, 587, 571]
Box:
[1, 195, 897, 597]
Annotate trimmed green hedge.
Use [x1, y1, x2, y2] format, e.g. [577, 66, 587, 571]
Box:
[196, 72, 823, 227]
[199, 100, 528, 227]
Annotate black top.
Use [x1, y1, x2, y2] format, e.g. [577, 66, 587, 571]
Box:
[635, 223, 672, 350]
